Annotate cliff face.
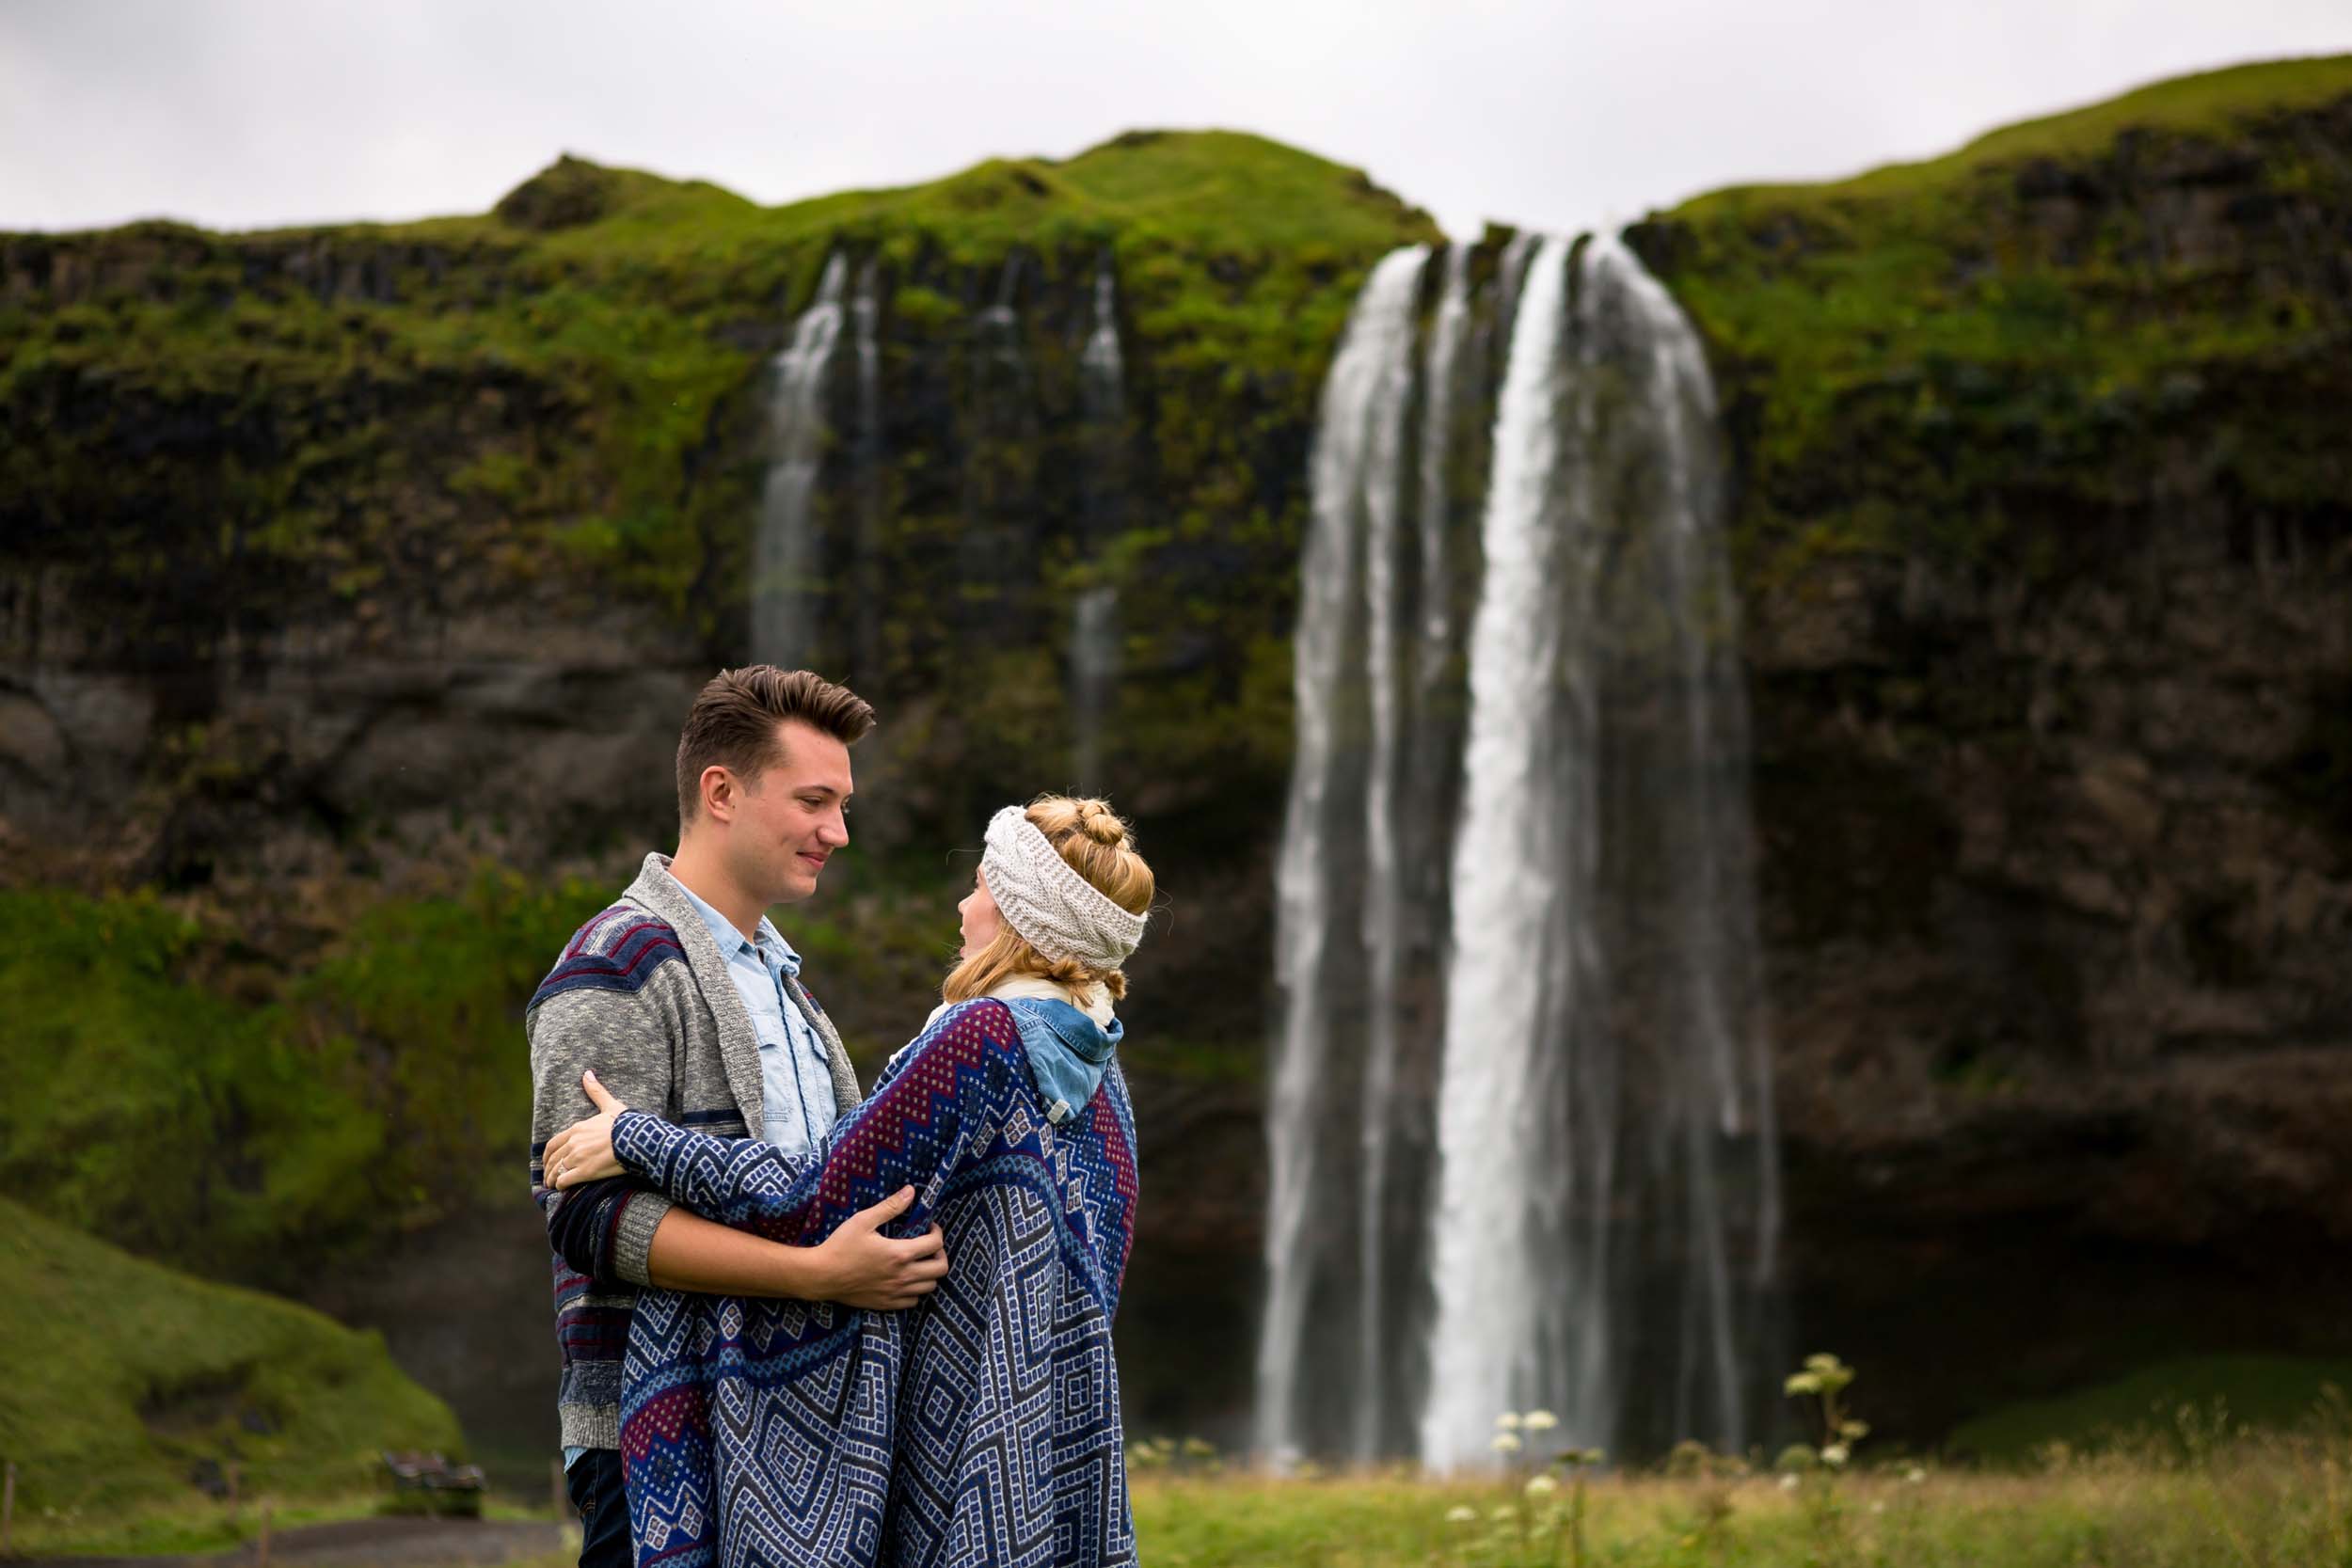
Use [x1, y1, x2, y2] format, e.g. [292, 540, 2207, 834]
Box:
[0, 135, 1438, 891]
[1633, 57, 2352, 1433]
[4, 62, 2351, 1450]
[0, 132, 1436, 1447]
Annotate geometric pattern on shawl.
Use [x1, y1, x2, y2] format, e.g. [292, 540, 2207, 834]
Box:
[613, 999, 1139, 1568]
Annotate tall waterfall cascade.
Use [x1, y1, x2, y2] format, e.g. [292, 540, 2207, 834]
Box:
[1259, 233, 1780, 1472]
[751, 253, 851, 669]
[1255, 245, 1430, 1467]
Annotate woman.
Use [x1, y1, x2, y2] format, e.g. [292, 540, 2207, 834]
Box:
[545, 796, 1152, 1568]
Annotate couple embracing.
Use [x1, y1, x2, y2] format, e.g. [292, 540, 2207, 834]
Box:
[527, 666, 1152, 1568]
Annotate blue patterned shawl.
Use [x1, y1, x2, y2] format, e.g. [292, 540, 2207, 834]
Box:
[610, 998, 1139, 1568]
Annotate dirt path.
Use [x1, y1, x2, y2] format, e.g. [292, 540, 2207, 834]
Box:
[27, 1516, 564, 1568]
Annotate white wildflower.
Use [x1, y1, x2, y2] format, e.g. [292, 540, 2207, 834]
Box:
[1820, 1443, 1850, 1467]
[1445, 1505, 1477, 1525]
[1777, 1474, 1800, 1492]
[1495, 1412, 1523, 1431]
[1524, 1474, 1558, 1497]
[1522, 1409, 1559, 1433]
[1491, 1433, 1523, 1454]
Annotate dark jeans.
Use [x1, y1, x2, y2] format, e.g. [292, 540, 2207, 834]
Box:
[565, 1448, 632, 1568]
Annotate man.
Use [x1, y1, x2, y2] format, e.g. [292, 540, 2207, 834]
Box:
[526, 666, 946, 1568]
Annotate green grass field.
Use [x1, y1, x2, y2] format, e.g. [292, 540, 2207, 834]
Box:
[475, 1456, 2352, 1568]
[1120, 1455, 2352, 1566]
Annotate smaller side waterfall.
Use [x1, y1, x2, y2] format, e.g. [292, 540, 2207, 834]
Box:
[850, 258, 885, 689]
[976, 253, 1028, 386]
[1073, 254, 1126, 793]
[956, 252, 1039, 635]
[1082, 253, 1126, 399]
[751, 253, 850, 669]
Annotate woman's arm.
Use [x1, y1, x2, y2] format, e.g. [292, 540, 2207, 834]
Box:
[564, 1000, 1029, 1246]
[611, 1105, 827, 1241]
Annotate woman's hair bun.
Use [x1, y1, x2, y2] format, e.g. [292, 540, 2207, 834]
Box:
[1074, 799, 1129, 847]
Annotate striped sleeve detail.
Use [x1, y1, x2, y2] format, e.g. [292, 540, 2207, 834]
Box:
[531, 906, 686, 1008]
[549, 1254, 633, 1377]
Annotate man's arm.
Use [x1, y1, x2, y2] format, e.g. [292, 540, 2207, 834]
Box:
[527, 935, 686, 1289]
[644, 1192, 946, 1311]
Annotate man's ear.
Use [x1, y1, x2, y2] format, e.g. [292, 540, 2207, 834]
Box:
[701, 765, 738, 826]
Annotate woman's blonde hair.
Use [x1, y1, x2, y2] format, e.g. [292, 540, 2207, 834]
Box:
[942, 796, 1154, 1005]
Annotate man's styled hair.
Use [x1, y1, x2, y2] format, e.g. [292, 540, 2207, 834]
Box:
[675, 666, 876, 824]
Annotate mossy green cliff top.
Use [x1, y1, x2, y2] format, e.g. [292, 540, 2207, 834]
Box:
[1, 128, 1437, 626]
[1637, 54, 2352, 591]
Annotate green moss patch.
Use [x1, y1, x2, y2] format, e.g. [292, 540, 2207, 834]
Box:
[0, 1197, 459, 1551]
[0, 873, 596, 1288]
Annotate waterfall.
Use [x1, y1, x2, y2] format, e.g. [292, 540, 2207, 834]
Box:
[850, 257, 884, 689]
[1413, 245, 1474, 703]
[1494, 230, 1540, 345]
[955, 252, 1037, 635]
[1256, 245, 1430, 1466]
[750, 253, 850, 669]
[977, 253, 1026, 383]
[1420, 234, 1581, 1467]
[1422, 232, 1776, 1468]
[1073, 253, 1126, 792]
[1082, 252, 1126, 399]
[1351, 241, 1473, 1462]
[1260, 232, 1777, 1472]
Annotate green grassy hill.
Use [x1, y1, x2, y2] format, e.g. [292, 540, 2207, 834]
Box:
[1682, 55, 2352, 216]
[0, 1196, 461, 1552]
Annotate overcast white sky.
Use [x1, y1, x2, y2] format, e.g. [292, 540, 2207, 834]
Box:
[4, 1, 2348, 240]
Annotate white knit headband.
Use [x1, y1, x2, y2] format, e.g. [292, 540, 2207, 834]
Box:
[980, 805, 1147, 971]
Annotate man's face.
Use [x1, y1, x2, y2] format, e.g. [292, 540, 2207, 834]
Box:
[726, 720, 853, 906]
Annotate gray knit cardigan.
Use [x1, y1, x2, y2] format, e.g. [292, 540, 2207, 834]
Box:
[525, 851, 862, 1449]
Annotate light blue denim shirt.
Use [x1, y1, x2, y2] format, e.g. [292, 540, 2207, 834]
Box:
[674, 879, 838, 1155]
